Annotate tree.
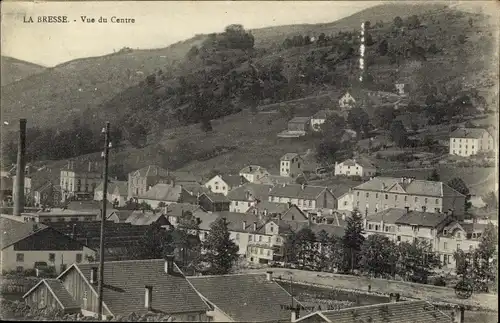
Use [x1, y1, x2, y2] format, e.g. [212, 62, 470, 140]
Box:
[360, 234, 398, 278]
[295, 227, 317, 269]
[396, 240, 440, 283]
[347, 107, 370, 138]
[320, 113, 345, 136]
[131, 222, 175, 260]
[407, 15, 420, 29]
[364, 21, 371, 30]
[373, 107, 399, 130]
[389, 120, 408, 148]
[378, 39, 388, 56]
[365, 34, 375, 46]
[315, 139, 340, 165]
[483, 191, 498, 210]
[447, 177, 472, 212]
[341, 210, 365, 273]
[202, 218, 239, 275]
[393, 16, 403, 28]
[427, 168, 440, 182]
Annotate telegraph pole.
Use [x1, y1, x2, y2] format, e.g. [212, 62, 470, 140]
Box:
[97, 122, 111, 320]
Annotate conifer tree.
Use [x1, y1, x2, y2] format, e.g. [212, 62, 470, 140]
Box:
[202, 218, 239, 275]
[341, 210, 365, 273]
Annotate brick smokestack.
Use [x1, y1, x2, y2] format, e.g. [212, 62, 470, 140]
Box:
[14, 119, 27, 216]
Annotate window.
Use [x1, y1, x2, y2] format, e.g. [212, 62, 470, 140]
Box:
[268, 237, 271, 242]
[308, 200, 312, 207]
[415, 197, 418, 202]
[222, 186, 226, 191]
[404, 196, 407, 201]
[49, 253, 56, 262]
[368, 224, 373, 230]
[298, 163, 301, 168]
[366, 193, 369, 198]
[249, 235, 253, 241]
[385, 194, 388, 200]
[457, 243, 461, 250]
[384, 226, 389, 232]
[395, 195, 398, 201]
[259, 236, 262, 242]
[375, 193, 378, 198]
[456, 232, 461, 239]
[235, 201, 238, 206]
[291, 215, 295, 220]
[276, 237, 281, 243]
[267, 250, 270, 256]
[375, 225, 379, 231]
[344, 201, 348, 206]
[357, 192, 360, 196]
[16, 253, 24, 262]
[236, 233, 240, 240]
[215, 186, 219, 190]
[443, 242, 448, 250]
[443, 229, 448, 235]
[435, 199, 439, 204]
[424, 198, 428, 204]
[248, 202, 251, 207]
[76, 254, 83, 263]
[397, 236, 401, 242]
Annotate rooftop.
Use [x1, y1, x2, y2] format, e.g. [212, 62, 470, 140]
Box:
[74, 259, 208, 316]
[338, 157, 376, 169]
[395, 210, 451, 228]
[129, 165, 169, 178]
[138, 183, 182, 202]
[246, 201, 290, 215]
[281, 153, 299, 161]
[125, 211, 166, 226]
[188, 273, 301, 322]
[201, 192, 230, 203]
[269, 184, 329, 200]
[353, 177, 464, 198]
[239, 165, 268, 175]
[450, 127, 490, 139]
[298, 300, 452, 323]
[219, 174, 249, 188]
[227, 183, 273, 202]
[1, 217, 48, 249]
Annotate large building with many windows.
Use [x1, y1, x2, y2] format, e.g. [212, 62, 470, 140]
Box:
[352, 177, 466, 218]
[449, 127, 494, 157]
[60, 161, 101, 201]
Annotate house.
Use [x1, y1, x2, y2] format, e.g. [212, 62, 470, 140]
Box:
[280, 153, 304, 178]
[330, 184, 355, 213]
[32, 181, 62, 208]
[23, 258, 209, 320]
[65, 200, 117, 221]
[12, 175, 32, 202]
[127, 165, 169, 200]
[310, 110, 338, 132]
[0, 217, 96, 274]
[338, 88, 368, 116]
[60, 161, 102, 202]
[352, 177, 466, 218]
[239, 165, 269, 183]
[21, 208, 101, 223]
[268, 184, 337, 212]
[187, 272, 303, 322]
[395, 82, 408, 96]
[136, 183, 191, 209]
[293, 299, 457, 323]
[94, 180, 128, 207]
[204, 174, 248, 196]
[449, 127, 494, 157]
[227, 183, 273, 213]
[198, 193, 230, 212]
[106, 210, 134, 223]
[438, 221, 489, 269]
[334, 157, 377, 177]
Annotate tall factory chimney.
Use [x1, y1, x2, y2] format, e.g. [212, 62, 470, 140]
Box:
[13, 119, 27, 216]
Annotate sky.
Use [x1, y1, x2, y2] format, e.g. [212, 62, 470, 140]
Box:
[1, 1, 384, 67]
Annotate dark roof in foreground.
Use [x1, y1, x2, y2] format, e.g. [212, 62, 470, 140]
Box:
[1, 217, 48, 249]
[188, 273, 302, 322]
[297, 300, 452, 323]
[74, 259, 208, 316]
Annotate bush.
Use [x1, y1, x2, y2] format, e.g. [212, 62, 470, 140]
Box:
[430, 276, 447, 287]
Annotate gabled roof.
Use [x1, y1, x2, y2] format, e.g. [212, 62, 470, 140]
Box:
[200, 192, 230, 203]
[23, 279, 80, 310]
[395, 210, 451, 228]
[138, 183, 182, 202]
[188, 273, 303, 322]
[70, 260, 209, 316]
[125, 211, 166, 226]
[338, 157, 376, 169]
[269, 184, 330, 200]
[96, 181, 128, 196]
[256, 175, 295, 186]
[179, 182, 211, 196]
[281, 153, 299, 161]
[219, 174, 248, 188]
[216, 212, 266, 234]
[239, 165, 268, 175]
[129, 165, 169, 178]
[328, 184, 354, 199]
[288, 116, 311, 124]
[366, 208, 408, 224]
[227, 183, 273, 202]
[297, 300, 452, 323]
[107, 210, 135, 223]
[246, 201, 290, 215]
[164, 203, 204, 218]
[169, 171, 202, 184]
[1, 217, 48, 249]
[353, 177, 464, 198]
[450, 127, 490, 139]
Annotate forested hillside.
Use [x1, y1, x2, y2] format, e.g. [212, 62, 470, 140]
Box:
[1, 3, 498, 173]
[0, 56, 45, 86]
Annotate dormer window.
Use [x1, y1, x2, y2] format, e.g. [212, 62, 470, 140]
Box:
[443, 229, 448, 235]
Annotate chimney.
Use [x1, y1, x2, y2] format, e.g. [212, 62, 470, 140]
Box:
[13, 119, 27, 217]
[389, 293, 400, 303]
[243, 220, 247, 230]
[301, 183, 305, 190]
[165, 255, 175, 275]
[249, 166, 253, 172]
[452, 305, 465, 323]
[287, 202, 292, 209]
[144, 285, 153, 310]
[263, 209, 268, 216]
[88, 161, 92, 172]
[405, 206, 410, 214]
[245, 191, 251, 200]
[90, 267, 98, 284]
[266, 271, 273, 281]
[253, 221, 257, 231]
[196, 217, 201, 225]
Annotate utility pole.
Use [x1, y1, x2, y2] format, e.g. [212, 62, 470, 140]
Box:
[97, 122, 111, 320]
